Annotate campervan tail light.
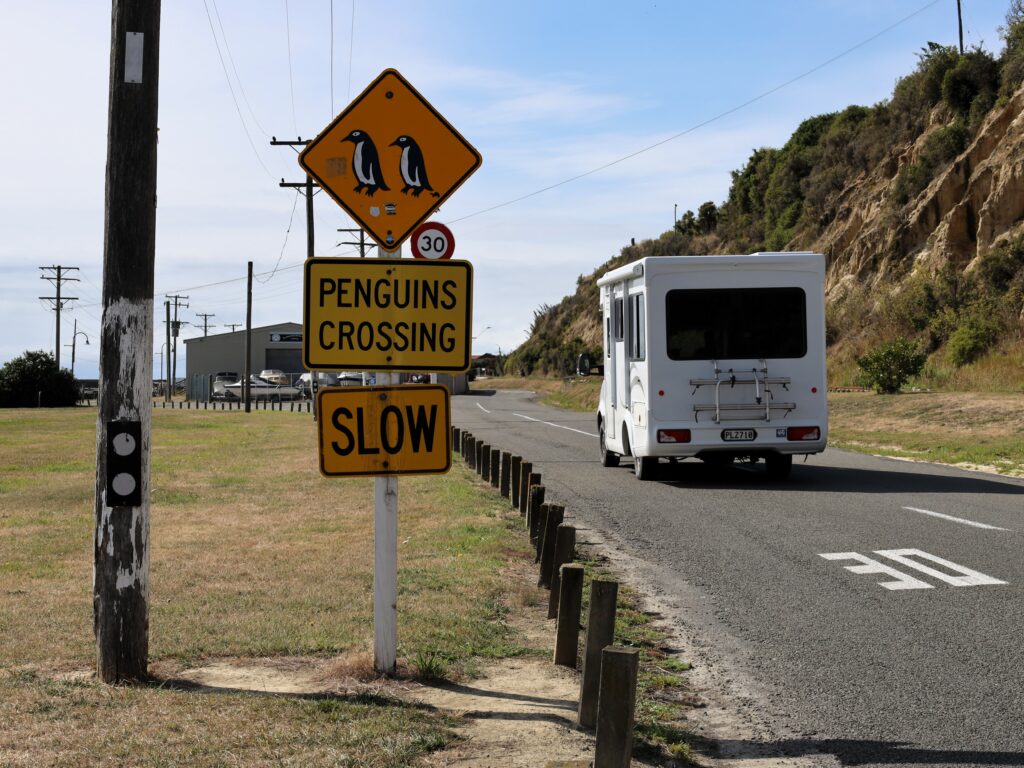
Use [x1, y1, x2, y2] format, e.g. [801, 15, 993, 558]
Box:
[657, 429, 691, 443]
[787, 426, 821, 441]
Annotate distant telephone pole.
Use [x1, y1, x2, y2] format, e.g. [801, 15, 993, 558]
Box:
[226, 323, 242, 332]
[39, 265, 79, 369]
[338, 227, 375, 257]
[195, 312, 215, 336]
[94, 0, 161, 684]
[957, 0, 964, 54]
[166, 293, 188, 391]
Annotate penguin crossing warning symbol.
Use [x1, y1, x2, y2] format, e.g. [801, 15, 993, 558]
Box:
[299, 69, 482, 251]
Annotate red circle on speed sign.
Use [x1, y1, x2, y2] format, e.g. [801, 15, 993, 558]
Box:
[411, 222, 455, 260]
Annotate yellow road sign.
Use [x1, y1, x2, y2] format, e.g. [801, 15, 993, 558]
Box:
[304, 258, 472, 372]
[299, 68, 482, 251]
[317, 385, 451, 477]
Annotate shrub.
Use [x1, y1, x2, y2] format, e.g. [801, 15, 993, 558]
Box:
[0, 350, 79, 407]
[946, 311, 1002, 366]
[855, 337, 927, 393]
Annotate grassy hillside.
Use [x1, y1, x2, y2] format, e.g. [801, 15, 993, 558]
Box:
[506, 7, 1024, 391]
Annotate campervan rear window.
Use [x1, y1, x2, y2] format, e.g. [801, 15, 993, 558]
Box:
[665, 287, 806, 360]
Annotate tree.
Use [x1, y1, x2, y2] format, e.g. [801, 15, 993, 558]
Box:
[675, 210, 698, 236]
[697, 201, 719, 234]
[855, 338, 926, 394]
[0, 350, 79, 407]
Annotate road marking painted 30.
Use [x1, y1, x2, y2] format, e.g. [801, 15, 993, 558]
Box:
[901, 506, 1008, 531]
[820, 549, 1006, 590]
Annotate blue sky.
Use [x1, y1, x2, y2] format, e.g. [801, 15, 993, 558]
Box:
[0, 0, 1008, 379]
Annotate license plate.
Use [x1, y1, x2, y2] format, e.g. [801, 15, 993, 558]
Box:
[722, 429, 756, 441]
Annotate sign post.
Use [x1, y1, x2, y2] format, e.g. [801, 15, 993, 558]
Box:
[300, 68, 480, 675]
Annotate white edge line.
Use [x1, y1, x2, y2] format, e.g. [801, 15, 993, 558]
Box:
[476, 402, 491, 414]
[513, 412, 598, 438]
[902, 506, 1009, 531]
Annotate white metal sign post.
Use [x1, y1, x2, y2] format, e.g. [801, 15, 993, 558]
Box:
[375, 246, 400, 674]
[299, 68, 480, 676]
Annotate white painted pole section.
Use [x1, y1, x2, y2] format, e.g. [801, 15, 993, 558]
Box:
[374, 244, 401, 675]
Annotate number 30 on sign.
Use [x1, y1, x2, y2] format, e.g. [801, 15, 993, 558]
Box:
[411, 221, 455, 260]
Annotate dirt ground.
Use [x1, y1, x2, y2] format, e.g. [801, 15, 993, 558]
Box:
[171, 560, 662, 768]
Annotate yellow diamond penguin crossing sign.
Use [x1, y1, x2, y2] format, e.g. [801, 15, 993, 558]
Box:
[304, 257, 472, 372]
[317, 385, 451, 477]
[299, 69, 482, 251]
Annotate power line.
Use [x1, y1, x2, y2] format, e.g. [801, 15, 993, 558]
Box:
[285, 0, 298, 133]
[347, 0, 356, 101]
[256, 188, 301, 284]
[210, 0, 271, 138]
[201, 0, 276, 180]
[39, 265, 79, 369]
[449, 0, 944, 226]
[330, 0, 335, 116]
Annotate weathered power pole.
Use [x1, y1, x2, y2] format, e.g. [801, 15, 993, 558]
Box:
[39, 265, 79, 369]
[164, 300, 171, 401]
[957, 0, 964, 55]
[195, 312, 215, 336]
[94, 0, 161, 683]
[166, 293, 188, 392]
[244, 261, 252, 412]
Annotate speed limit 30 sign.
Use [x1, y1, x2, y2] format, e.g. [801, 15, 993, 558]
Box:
[411, 221, 455, 260]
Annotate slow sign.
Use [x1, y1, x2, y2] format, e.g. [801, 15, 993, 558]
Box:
[317, 385, 451, 477]
[304, 257, 472, 372]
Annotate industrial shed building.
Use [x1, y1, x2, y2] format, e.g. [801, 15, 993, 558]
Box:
[184, 322, 305, 385]
[183, 321, 468, 397]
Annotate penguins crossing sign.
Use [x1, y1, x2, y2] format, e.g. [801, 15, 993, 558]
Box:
[299, 69, 482, 251]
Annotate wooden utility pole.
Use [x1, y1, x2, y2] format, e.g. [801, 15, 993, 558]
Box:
[195, 312, 215, 336]
[245, 261, 253, 412]
[39, 265, 79, 369]
[94, 0, 161, 683]
[164, 300, 171, 402]
[957, 0, 964, 55]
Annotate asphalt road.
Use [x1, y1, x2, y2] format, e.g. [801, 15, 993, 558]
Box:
[452, 387, 1024, 768]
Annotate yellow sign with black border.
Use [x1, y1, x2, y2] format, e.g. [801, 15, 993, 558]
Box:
[304, 258, 472, 372]
[298, 68, 482, 251]
[317, 385, 451, 477]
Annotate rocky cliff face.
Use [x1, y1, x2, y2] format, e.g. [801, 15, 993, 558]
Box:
[819, 88, 1024, 299]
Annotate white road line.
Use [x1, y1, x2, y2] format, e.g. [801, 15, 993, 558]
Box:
[476, 403, 491, 414]
[513, 412, 598, 438]
[901, 506, 1008, 531]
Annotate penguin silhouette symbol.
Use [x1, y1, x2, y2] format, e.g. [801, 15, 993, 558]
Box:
[342, 129, 389, 196]
[390, 135, 440, 198]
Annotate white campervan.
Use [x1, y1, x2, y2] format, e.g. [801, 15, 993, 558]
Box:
[595, 253, 828, 480]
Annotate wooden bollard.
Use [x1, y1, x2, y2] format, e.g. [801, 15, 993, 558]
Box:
[538, 505, 564, 584]
[499, 451, 511, 496]
[594, 647, 639, 768]
[578, 580, 618, 729]
[479, 443, 490, 478]
[462, 432, 471, 460]
[518, 462, 533, 515]
[553, 563, 585, 667]
[548, 524, 576, 619]
[529, 491, 547, 549]
[452, 427, 461, 454]
[489, 448, 500, 487]
[527, 473, 543, 537]
[466, 436, 476, 469]
[510, 455, 522, 506]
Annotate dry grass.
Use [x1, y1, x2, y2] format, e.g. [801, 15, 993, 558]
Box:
[472, 375, 600, 412]
[0, 406, 535, 766]
[828, 391, 1024, 475]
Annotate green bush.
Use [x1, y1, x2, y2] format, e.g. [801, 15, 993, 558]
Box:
[855, 337, 927, 393]
[0, 350, 79, 407]
[946, 312, 1002, 366]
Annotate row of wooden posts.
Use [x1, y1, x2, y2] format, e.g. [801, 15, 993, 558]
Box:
[452, 425, 638, 768]
[154, 399, 312, 412]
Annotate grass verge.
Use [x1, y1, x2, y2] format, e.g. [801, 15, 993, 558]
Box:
[0, 407, 534, 766]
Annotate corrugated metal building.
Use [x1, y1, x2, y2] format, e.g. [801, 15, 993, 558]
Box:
[183, 321, 468, 395]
